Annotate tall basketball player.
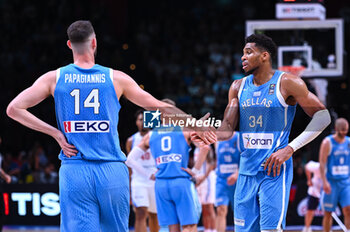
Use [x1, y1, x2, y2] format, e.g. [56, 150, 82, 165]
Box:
[192, 34, 330, 232]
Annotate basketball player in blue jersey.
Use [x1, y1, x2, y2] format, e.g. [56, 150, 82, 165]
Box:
[319, 118, 350, 232]
[6, 20, 216, 231]
[127, 126, 208, 232]
[192, 34, 331, 232]
[215, 131, 241, 232]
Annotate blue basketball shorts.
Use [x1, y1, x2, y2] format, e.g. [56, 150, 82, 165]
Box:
[215, 176, 236, 211]
[59, 160, 130, 232]
[234, 161, 293, 232]
[321, 178, 350, 212]
[155, 177, 201, 227]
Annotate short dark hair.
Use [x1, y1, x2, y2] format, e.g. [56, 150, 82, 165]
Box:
[67, 20, 95, 43]
[135, 109, 144, 119]
[245, 34, 277, 59]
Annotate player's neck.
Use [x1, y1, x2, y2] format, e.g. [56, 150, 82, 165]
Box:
[72, 52, 95, 69]
[333, 134, 345, 143]
[252, 66, 274, 86]
[140, 130, 148, 136]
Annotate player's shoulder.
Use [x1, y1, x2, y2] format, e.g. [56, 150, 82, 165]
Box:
[322, 135, 332, 145]
[112, 70, 130, 79]
[280, 72, 304, 86]
[230, 78, 244, 91]
[35, 70, 57, 86]
[127, 135, 134, 143]
[346, 136, 350, 142]
[229, 77, 246, 98]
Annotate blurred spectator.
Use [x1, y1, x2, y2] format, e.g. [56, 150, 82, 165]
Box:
[37, 163, 58, 184]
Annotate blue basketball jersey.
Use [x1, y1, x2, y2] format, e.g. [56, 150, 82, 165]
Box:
[149, 127, 191, 179]
[54, 64, 125, 161]
[238, 70, 296, 175]
[216, 132, 241, 179]
[326, 135, 350, 180]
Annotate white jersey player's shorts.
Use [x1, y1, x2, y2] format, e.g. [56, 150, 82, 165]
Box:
[131, 183, 157, 213]
[196, 170, 216, 205]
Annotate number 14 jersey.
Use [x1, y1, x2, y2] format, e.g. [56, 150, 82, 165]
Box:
[54, 64, 125, 161]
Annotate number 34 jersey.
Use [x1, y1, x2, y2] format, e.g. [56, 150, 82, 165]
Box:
[238, 70, 296, 175]
[54, 64, 125, 162]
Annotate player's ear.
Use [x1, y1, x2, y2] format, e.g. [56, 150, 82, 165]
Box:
[92, 37, 97, 50]
[261, 51, 269, 62]
[67, 40, 72, 50]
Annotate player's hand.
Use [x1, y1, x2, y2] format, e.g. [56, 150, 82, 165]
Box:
[307, 179, 312, 187]
[195, 175, 206, 187]
[264, 146, 294, 177]
[5, 174, 11, 184]
[323, 180, 331, 194]
[150, 173, 156, 181]
[227, 174, 238, 186]
[191, 113, 217, 145]
[54, 130, 78, 158]
[181, 167, 204, 186]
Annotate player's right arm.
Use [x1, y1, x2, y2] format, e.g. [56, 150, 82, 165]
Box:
[0, 168, 11, 184]
[216, 80, 241, 140]
[125, 136, 133, 154]
[6, 71, 77, 157]
[305, 163, 313, 187]
[113, 70, 216, 145]
[319, 138, 331, 194]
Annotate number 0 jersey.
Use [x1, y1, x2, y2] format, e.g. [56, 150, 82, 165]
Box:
[54, 64, 125, 161]
[149, 127, 191, 179]
[238, 70, 296, 175]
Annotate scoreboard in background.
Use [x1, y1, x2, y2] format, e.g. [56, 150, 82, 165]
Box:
[276, 0, 326, 20]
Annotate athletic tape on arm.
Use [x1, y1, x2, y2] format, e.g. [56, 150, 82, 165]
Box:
[125, 146, 154, 179]
[289, 109, 331, 152]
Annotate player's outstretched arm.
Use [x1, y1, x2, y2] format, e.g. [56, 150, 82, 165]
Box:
[113, 70, 217, 145]
[264, 73, 330, 177]
[216, 80, 241, 140]
[6, 71, 77, 157]
[319, 138, 331, 194]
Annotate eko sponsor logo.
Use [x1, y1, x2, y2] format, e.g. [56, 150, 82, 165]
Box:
[156, 154, 182, 165]
[242, 133, 274, 149]
[63, 120, 110, 133]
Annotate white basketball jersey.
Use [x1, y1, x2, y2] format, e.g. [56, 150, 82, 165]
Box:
[131, 132, 157, 186]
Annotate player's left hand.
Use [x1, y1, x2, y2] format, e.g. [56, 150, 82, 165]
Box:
[181, 167, 205, 186]
[227, 174, 238, 185]
[264, 146, 294, 177]
[55, 130, 78, 158]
